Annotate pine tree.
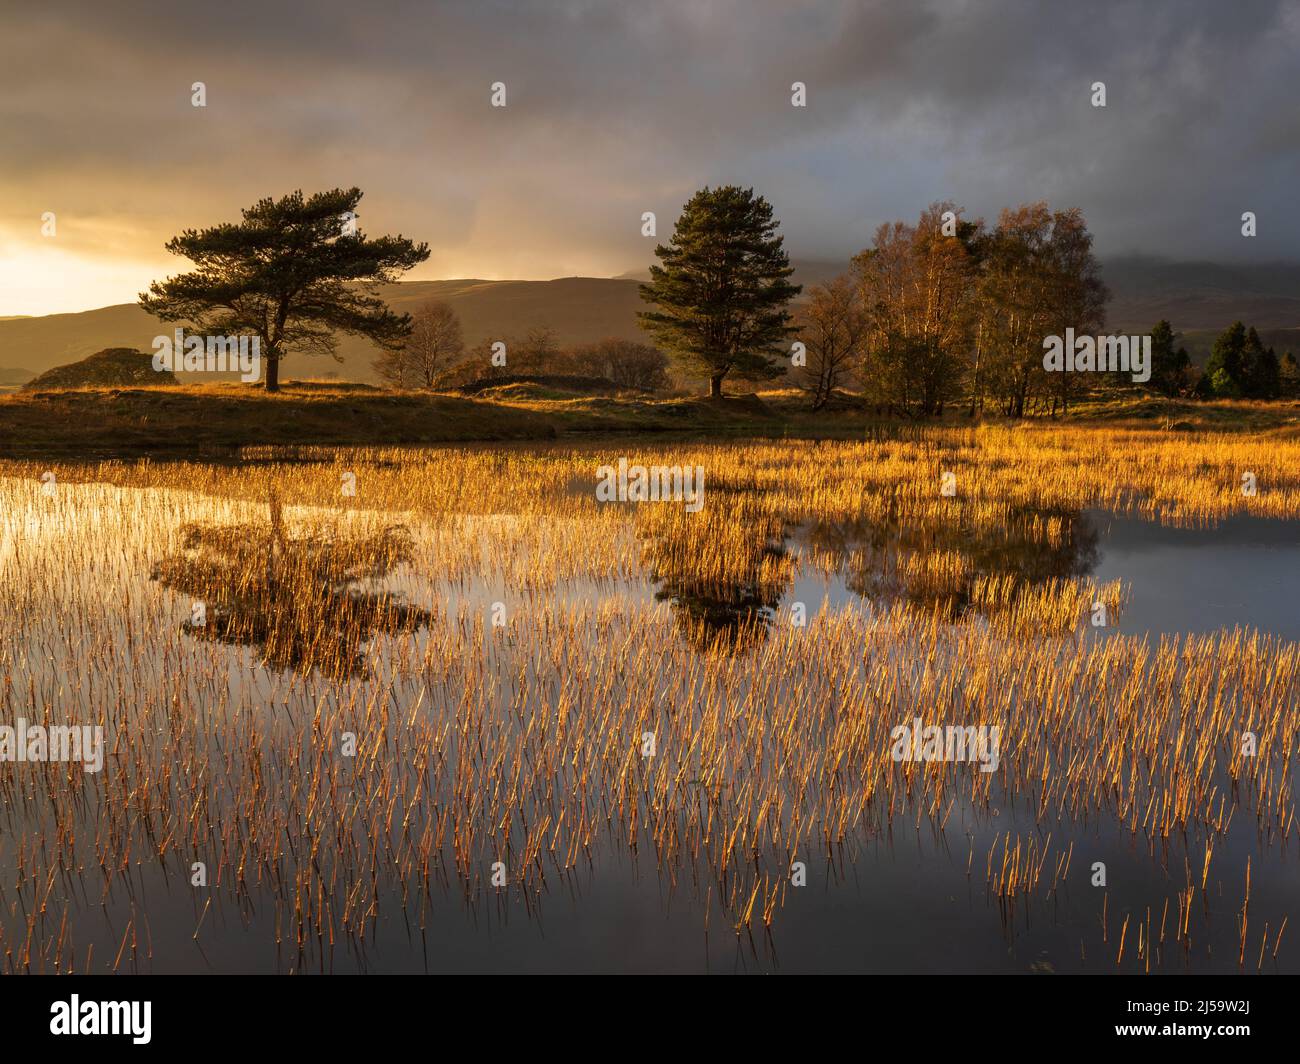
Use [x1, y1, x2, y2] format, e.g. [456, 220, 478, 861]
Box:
[1202, 321, 1248, 399]
[1146, 320, 1191, 397]
[1242, 326, 1280, 398]
[140, 188, 429, 392]
[638, 186, 800, 398]
[1280, 352, 1300, 398]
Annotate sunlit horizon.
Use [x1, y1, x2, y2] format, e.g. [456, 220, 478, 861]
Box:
[0, 228, 640, 318]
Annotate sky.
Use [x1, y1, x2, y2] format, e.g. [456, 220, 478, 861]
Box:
[2, 0, 1298, 316]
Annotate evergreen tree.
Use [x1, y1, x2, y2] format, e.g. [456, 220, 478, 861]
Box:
[638, 186, 800, 398]
[1242, 326, 1280, 398]
[1145, 320, 1191, 397]
[140, 188, 429, 392]
[1202, 321, 1248, 399]
[1280, 352, 1300, 398]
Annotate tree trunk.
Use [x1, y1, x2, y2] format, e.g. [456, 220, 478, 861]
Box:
[709, 372, 725, 399]
[265, 355, 281, 393]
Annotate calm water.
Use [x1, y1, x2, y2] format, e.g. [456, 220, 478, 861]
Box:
[2, 474, 1297, 974]
[1089, 511, 1300, 642]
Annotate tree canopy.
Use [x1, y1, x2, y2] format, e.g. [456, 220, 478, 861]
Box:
[139, 188, 429, 391]
[638, 186, 800, 397]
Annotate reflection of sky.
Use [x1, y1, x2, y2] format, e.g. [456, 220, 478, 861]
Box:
[4, 477, 1297, 973]
[1089, 511, 1300, 640]
[781, 512, 1300, 642]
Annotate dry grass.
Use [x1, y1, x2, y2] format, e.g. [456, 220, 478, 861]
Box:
[1, 422, 1297, 971]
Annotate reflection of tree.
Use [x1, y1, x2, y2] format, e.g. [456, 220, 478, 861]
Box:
[150, 493, 432, 679]
[808, 505, 1100, 622]
[639, 501, 792, 653]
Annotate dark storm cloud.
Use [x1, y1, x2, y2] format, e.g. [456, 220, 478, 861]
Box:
[2, 0, 1297, 286]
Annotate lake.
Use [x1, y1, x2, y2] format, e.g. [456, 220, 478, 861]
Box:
[1, 435, 1296, 973]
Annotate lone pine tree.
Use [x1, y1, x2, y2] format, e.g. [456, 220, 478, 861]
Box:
[638, 186, 800, 398]
[140, 188, 429, 392]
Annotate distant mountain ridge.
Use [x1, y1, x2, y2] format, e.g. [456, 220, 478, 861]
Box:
[1, 258, 1295, 383]
[0, 277, 647, 384]
[616, 259, 847, 290]
[1103, 256, 1300, 332]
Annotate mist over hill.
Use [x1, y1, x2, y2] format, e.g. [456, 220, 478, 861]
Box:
[2, 258, 1296, 384]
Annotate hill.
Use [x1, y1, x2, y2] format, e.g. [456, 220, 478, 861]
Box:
[1104, 257, 1300, 332]
[23, 347, 175, 390]
[615, 258, 847, 291]
[2, 258, 1296, 384]
[0, 278, 646, 385]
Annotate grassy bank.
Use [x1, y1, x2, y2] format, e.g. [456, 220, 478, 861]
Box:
[3, 379, 1298, 457]
[0, 380, 807, 456]
[0, 381, 559, 457]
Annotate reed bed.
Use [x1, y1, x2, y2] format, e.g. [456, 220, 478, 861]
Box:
[0, 422, 1297, 972]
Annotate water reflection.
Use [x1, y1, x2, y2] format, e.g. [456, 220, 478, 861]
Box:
[638, 498, 1102, 650]
[150, 493, 433, 679]
[809, 504, 1100, 622]
[639, 502, 793, 653]
[7, 465, 1300, 974]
